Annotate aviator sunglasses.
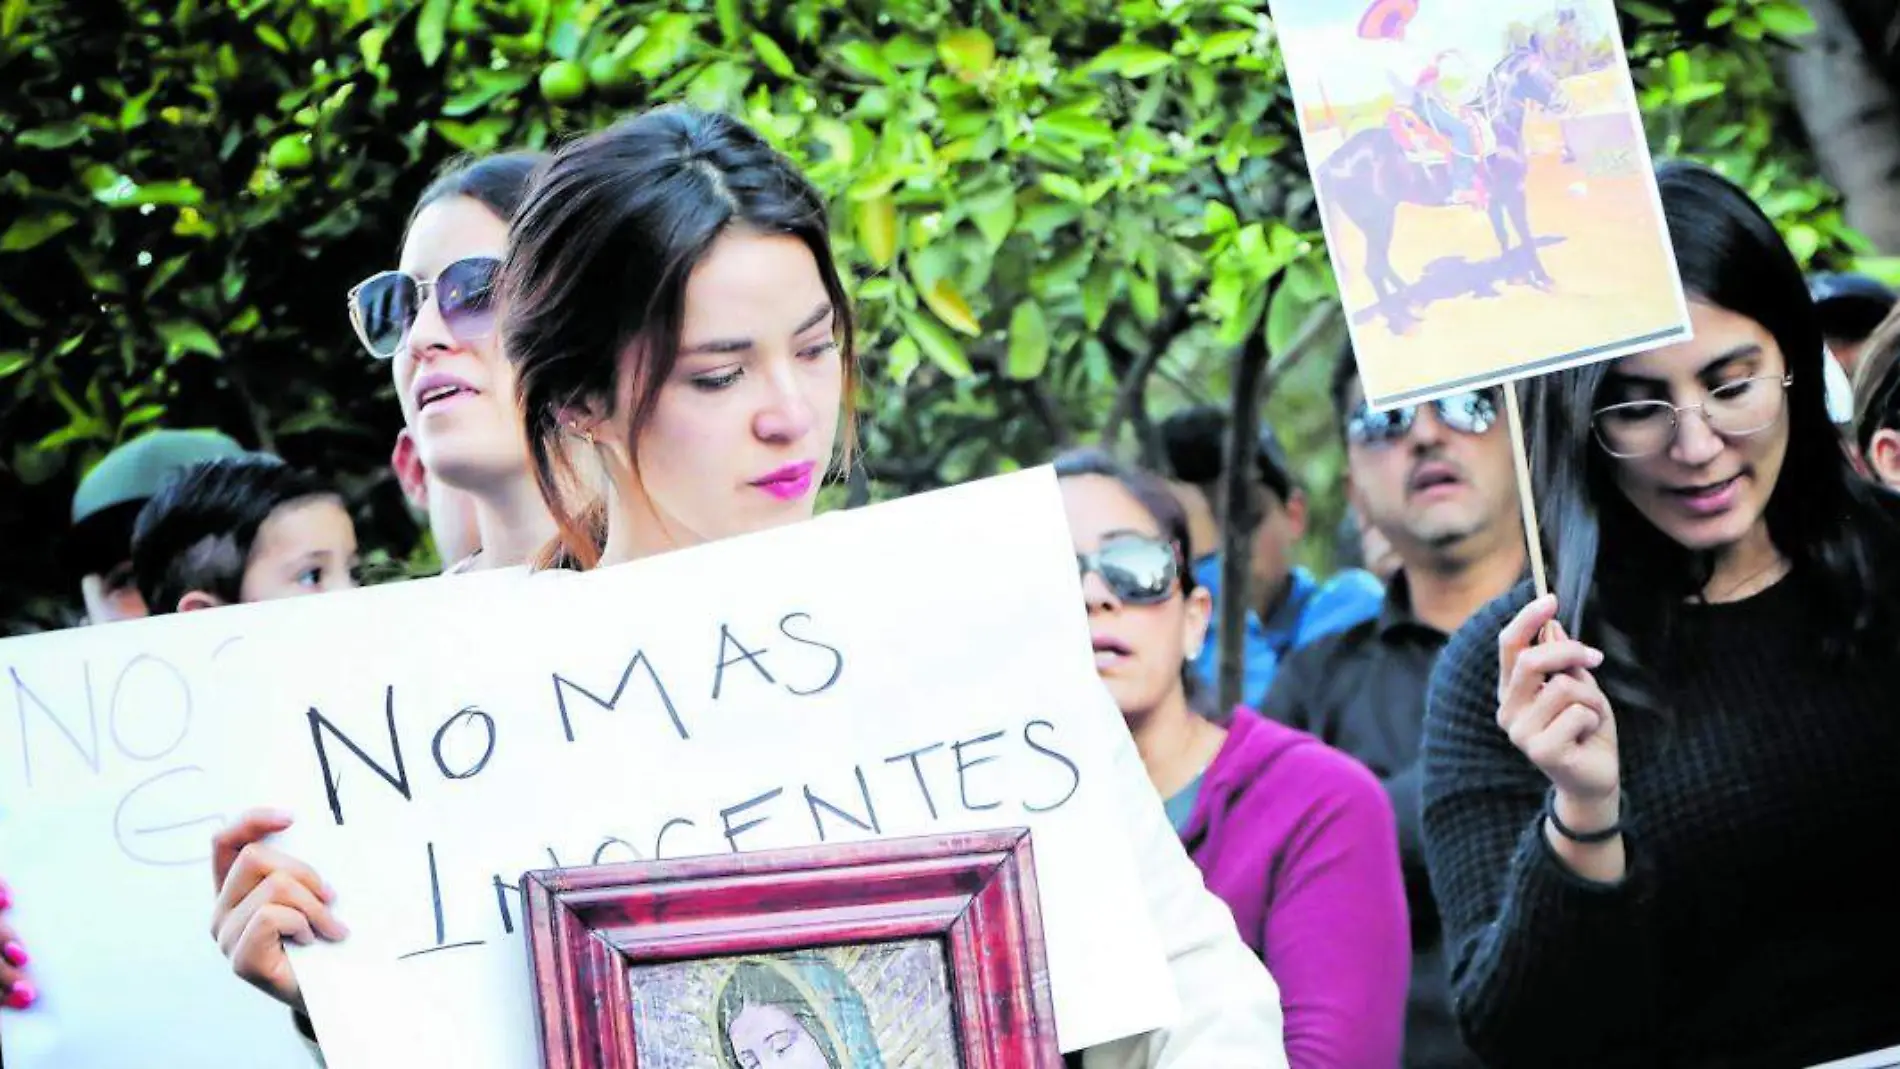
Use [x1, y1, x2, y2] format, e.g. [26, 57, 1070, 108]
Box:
[1077, 535, 1181, 606]
[346, 255, 502, 360]
[1347, 389, 1501, 446]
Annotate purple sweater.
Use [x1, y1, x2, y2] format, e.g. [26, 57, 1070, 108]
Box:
[1180, 708, 1410, 1068]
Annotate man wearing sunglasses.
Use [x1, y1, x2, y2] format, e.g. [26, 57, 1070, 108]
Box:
[1259, 355, 1526, 1069]
[1159, 406, 1384, 710]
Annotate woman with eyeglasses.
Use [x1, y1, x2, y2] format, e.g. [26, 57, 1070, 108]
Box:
[210, 106, 1291, 1067]
[346, 152, 559, 572]
[1056, 449, 1408, 1069]
[1420, 160, 1900, 1069]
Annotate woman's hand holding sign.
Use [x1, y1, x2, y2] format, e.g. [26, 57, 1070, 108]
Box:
[1496, 594, 1626, 884]
[1, 879, 32, 1010]
[210, 809, 350, 1014]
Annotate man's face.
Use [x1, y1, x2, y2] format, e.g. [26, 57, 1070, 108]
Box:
[1343, 381, 1518, 561]
[81, 562, 148, 625]
[1248, 486, 1306, 603]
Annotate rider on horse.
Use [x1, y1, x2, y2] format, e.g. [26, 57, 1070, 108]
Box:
[1412, 52, 1484, 207]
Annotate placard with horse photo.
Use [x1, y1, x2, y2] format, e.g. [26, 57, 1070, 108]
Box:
[1272, 0, 1691, 407]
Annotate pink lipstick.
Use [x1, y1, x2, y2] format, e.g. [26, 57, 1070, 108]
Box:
[751, 461, 816, 501]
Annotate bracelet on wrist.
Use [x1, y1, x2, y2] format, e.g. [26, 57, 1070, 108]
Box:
[1543, 788, 1623, 844]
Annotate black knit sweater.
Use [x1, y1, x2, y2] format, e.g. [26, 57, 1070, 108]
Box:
[1420, 570, 1900, 1069]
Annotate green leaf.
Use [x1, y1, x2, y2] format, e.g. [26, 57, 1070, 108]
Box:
[0, 352, 27, 380]
[1037, 173, 1086, 202]
[938, 28, 995, 75]
[1, 212, 78, 253]
[1081, 262, 1114, 330]
[20, 123, 87, 150]
[855, 196, 899, 268]
[1197, 30, 1252, 62]
[1706, 7, 1735, 28]
[1006, 302, 1050, 381]
[901, 310, 972, 378]
[838, 40, 897, 82]
[256, 24, 289, 52]
[1035, 112, 1115, 146]
[751, 32, 795, 77]
[885, 335, 921, 385]
[631, 13, 697, 77]
[1622, 1, 1672, 23]
[1, 0, 26, 37]
[360, 25, 390, 69]
[1758, 2, 1817, 38]
[917, 275, 983, 336]
[1204, 200, 1238, 234]
[970, 195, 1016, 252]
[157, 319, 222, 359]
[1090, 43, 1175, 78]
[715, 0, 743, 43]
[417, 0, 451, 66]
[1129, 272, 1159, 325]
[1265, 283, 1306, 358]
[885, 34, 936, 67]
[120, 404, 167, 430]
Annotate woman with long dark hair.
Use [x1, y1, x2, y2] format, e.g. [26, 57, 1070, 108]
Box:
[211, 106, 1288, 1066]
[346, 151, 559, 571]
[1420, 160, 1900, 1068]
[1056, 448, 1408, 1068]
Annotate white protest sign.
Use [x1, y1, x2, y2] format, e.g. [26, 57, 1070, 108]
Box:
[225, 467, 1175, 1068]
[0, 613, 314, 1068]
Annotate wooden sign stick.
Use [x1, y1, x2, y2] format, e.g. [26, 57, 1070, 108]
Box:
[1503, 382, 1551, 599]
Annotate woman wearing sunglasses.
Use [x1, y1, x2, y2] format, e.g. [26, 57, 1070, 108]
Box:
[1056, 449, 1408, 1069]
[212, 106, 1290, 1066]
[346, 151, 558, 572]
[1420, 161, 1900, 1068]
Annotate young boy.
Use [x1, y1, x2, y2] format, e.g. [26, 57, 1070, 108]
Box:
[131, 455, 359, 614]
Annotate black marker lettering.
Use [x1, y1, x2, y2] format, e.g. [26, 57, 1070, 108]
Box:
[493, 874, 520, 935]
[1022, 719, 1081, 813]
[592, 836, 642, 865]
[720, 788, 784, 853]
[777, 613, 844, 696]
[653, 818, 697, 860]
[884, 743, 945, 821]
[431, 706, 497, 781]
[307, 686, 412, 826]
[552, 650, 686, 743]
[12, 664, 102, 786]
[804, 765, 881, 841]
[953, 730, 1006, 812]
[711, 624, 775, 700]
[427, 841, 446, 945]
[108, 655, 193, 763]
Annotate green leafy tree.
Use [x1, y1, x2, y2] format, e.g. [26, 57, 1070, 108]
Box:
[0, 0, 1877, 639]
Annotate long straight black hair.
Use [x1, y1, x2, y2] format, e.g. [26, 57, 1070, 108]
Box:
[1527, 160, 1900, 717]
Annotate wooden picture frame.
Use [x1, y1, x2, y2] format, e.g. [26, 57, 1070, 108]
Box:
[522, 827, 1062, 1069]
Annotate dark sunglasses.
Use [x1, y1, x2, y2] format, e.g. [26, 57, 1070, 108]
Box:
[1347, 389, 1501, 446]
[1077, 535, 1180, 606]
[346, 255, 502, 360]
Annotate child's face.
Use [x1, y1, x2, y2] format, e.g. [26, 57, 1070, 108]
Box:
[239, 495, 360, 603]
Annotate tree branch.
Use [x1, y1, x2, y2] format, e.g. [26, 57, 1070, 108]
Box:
[1100, 281, 1206, 451]
[1214, 299, 1340, 712]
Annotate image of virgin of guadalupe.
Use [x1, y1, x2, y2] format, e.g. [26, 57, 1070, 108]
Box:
[715, 954, 887, 1069]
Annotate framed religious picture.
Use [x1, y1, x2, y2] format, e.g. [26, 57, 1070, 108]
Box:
[522, 828, 1062, 1069]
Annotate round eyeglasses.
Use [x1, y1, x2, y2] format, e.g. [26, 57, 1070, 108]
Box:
[1591, 374, 1793, 459]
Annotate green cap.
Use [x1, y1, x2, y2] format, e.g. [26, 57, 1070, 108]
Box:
[70, 428, 247, 525]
